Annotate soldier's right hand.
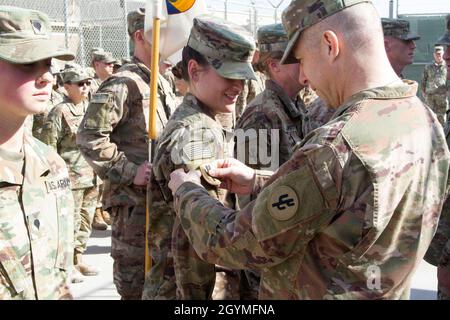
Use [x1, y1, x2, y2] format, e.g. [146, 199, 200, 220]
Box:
[133, 161, 152, 186]
[207, 158, 255, 195]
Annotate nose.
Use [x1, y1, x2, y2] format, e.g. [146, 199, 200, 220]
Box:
[298, 66, 308, 87]
[36, 65, 53, 85]
[409, 40, 416, 50]
[230, 78, 244, 92]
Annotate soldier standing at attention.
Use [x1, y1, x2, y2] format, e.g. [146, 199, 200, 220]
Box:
[90, 51, 117, 93]
[76, 8, 176, 300]
[382, 18, 420, 78]
[424, 14, 450, 300]
[40, 66, 101, 283]
[0, 5, 75, 299]
[168, 0, 450, 299]
[141, 16, 256, 300]
[421, 45, 448, 127]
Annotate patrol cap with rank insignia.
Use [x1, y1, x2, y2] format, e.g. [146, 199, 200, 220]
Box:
[257, 23, 289, 64]
[0, 5, 74, 64]
[280, 0, 371, 64]
[187, 16, 257, 81]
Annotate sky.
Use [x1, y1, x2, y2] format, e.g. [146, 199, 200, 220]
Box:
[208, 0, 450, 19]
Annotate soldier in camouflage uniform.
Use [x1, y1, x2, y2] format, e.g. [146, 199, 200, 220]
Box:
[168, 0, 450, 300]
[40, 66, 101, 283]
[382, 18, 420, 78]
[234, 23, 333, 299]
[90, 51, 117, 94]
[421, 45, 448, 126]
[76, 8, 176, 300]
[0, 5, 75, 299]
[141, 16, 255, 300]
[235, 43, 266, 122]
[425, 14, 450, 300]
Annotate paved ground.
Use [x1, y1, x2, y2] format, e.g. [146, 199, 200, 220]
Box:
[71, 228, 439, 300]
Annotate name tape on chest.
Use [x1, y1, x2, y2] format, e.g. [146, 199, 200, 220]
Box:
[45, 177, 71, 193]
[90, 93, 110, 104]
[267, 185, 299, 221]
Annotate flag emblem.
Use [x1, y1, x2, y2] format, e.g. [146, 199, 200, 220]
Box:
[166, 0, 196, 15]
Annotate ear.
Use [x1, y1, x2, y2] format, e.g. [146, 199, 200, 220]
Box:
[322, 30, 340, 62]
[134, 29, 145, 44]
[187, 59, 200, 82]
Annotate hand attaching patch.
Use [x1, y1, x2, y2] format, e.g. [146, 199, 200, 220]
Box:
[199, 163, 221, 186]
[267, 185, 299, 221]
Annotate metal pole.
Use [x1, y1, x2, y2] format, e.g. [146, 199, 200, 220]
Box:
[64, 0, 69, 49]
[120, 0, 130, 59]
[99, 25, 103, 48]
[224, 0, 228, 21]
[389, 0, 394, 18]
[79, 25, 86, 67]
[253, 7, 257, 36]
[274, 8, 277, 24]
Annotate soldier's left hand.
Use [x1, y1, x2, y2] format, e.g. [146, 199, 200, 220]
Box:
[169, 168, 202, 195]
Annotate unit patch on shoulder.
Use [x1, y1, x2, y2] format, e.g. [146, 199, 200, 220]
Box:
[90, 93, 110, 104]
[267, 185, 298, 221]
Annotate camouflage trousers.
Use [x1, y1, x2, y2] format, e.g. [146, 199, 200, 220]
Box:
[110, 203, 146, 300]
[425, 94, 449, 127]
[72, 186, 99, 254]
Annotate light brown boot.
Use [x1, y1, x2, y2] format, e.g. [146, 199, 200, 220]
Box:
[74, 252, 100, 276]
[70, 266, 84, 283]
[101, 209, 112, 225]
[92, 207, 108, 230]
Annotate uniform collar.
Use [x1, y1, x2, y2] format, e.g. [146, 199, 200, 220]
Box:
[333, 80, 418, 119]
[265, 79, 303, 119]
[67, 99, 87, 116]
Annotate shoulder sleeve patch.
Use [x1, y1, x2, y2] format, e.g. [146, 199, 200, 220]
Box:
[90, 93, 111, 104]
[267, 185, 299, 221]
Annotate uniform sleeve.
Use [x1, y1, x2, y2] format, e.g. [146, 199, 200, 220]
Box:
[173, 144, 341, 270]
[76, 84, 137, 185]
[40, 106, 64, 152]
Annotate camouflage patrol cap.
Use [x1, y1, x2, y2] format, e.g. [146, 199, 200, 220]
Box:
[187, 16, 256, 80]
[0, 5, 74, 64]
[436, 14, 450, 46]
[434, 45, 444, 52]
[257, 23, 288, 56]
[61, 67, 92, 84]
[381, 18, 420, 41]
[280, 0, 371, 64]
[92, 51, 117, 64]
[127, 8, 145, 36]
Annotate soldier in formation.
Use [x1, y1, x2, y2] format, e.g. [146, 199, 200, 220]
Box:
[0, 5, 75, 299]
[77, 8, 176, 300]
[40, 66, 101, 283]
[421, 45, 448, 126]
[382, 18, 420, 78]
[425, 13, 450, 301]
[168, 0, 450, 300]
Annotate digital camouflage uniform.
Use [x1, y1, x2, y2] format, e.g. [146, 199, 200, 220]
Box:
[235, 71, 266, 122]
[425, 14, 450, 300]
[142, 16, 256, 300]
[77, 54, 176, 298]
[421, 49, 448, 127]
[172, 0, 450, 300]
[0, 5, 75, 299]
[40, 67, 99, 257]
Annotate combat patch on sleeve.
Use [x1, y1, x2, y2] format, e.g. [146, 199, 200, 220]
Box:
[267, 185, 299, 221]
[90, 93, 110, 104]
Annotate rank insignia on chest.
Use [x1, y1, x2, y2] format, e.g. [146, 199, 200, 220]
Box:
[268, 185, 298, 221]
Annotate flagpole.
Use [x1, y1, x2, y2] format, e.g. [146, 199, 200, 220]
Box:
[146, 0, 162, 275]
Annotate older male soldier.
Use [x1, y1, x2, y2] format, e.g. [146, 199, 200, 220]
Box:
[425, 13, 450, 301]
[77, 8, 176, 300]
[168, 0, 450, 300]
[382, 18, 420, 78]
[421, 45, 448, 126]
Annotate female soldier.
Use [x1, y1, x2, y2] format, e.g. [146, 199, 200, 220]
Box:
[142, 16, 256, 300]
